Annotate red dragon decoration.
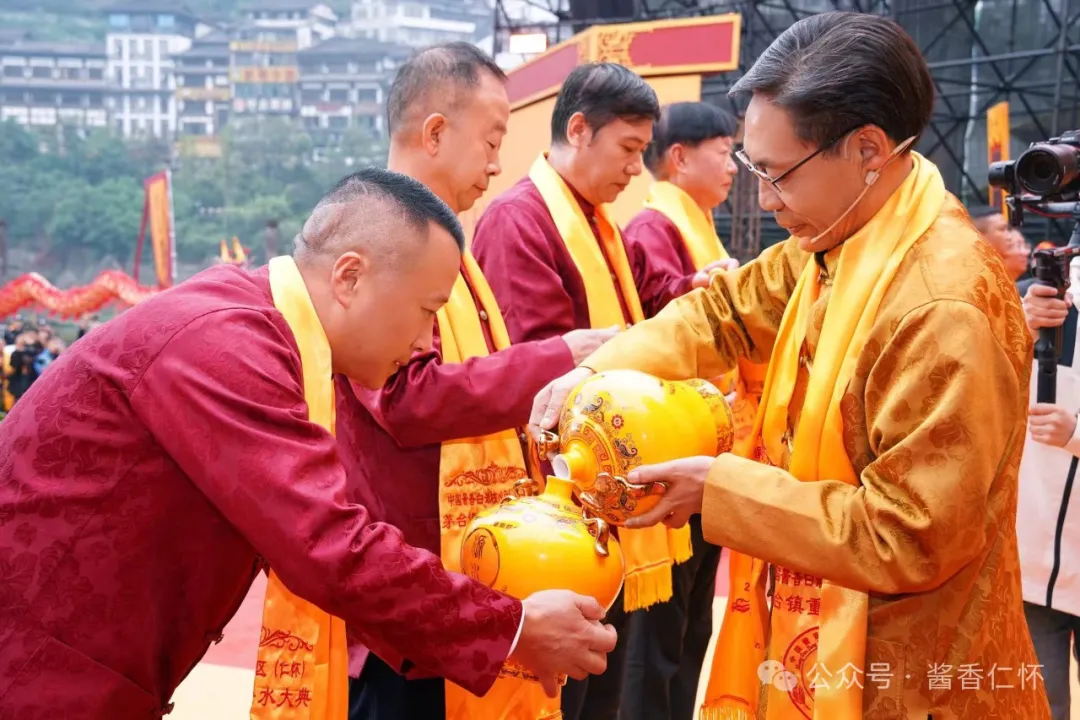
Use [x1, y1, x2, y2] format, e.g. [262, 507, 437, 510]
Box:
[0, 270, 160, 318]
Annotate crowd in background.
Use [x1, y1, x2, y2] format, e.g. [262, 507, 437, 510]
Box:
[1, 314, 100, 413]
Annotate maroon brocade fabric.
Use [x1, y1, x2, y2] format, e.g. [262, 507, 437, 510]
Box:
[336, 272, 573, 676]
[472, 176, 635, 341]
[623, 208, 697, 319]
[0, 264, 521, 719]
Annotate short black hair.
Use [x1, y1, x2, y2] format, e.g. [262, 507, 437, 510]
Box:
[643, 102, 739, 175]
[387, 42, 507, 136]
[729, 12, 934, 153]
[550, 63, 660, 145]
[316, 167, 465, 251]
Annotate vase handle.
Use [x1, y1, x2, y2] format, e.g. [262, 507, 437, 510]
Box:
[502, 477, 541, 503]
[536, 429, 560, 460]
[578, 472, 668, 525]
[582, 510, 612, 558]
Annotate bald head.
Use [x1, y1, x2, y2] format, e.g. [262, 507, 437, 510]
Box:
[297, 168, 465, 390]
[295, 167, 464, 267]
[387, 42, 507, 138]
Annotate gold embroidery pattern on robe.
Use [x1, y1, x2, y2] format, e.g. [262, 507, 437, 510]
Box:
[581, 196, 1050, 719]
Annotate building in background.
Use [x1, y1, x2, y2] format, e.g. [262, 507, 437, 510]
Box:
[0, 30, 31, 45]
[298, 37, 408, 145]
[0, 41, 108, 133]
[175, 31, 231, 156]
[231, 2, 338, 120]
[1, 0, 481, 152]
[104, 2, 208, 139]
[347, 0, 493, 48]
[237, 1, 338, 50]
[230, 24, 300, 118]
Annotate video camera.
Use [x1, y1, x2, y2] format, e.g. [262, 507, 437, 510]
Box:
[989, 130, 1080, 403]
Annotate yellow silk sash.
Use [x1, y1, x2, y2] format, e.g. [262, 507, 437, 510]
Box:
[252, 256, 349, 720]
[643, 180, 725, 270]
[529, 153, 690, 612]
[437, 251, 561, 720]
[701, 153, 946, 720]
[641, 180, 765, 456]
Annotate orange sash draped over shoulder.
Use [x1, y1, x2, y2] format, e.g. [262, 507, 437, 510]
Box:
[252, 256, 349, 720]
[701, 153, 946, 719]
[437, 252, 562, 719]
[529, 155, 691, 612]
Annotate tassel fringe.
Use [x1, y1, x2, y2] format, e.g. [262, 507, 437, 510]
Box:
[671, 526, 693, 565]
[698, 704, 755, 720]
[623, 562, 674, 612]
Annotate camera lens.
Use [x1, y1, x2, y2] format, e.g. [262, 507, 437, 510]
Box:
[988, 160, 1016, 190]
[1016, 143, 1080, 195]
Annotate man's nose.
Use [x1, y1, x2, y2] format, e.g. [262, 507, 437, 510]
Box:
[757, 178, 784, 212]
[414, 323, 436, 354]
[488, 158, 502, 177]
[627, 155, 644, 176]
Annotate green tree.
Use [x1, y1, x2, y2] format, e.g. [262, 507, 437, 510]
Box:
[0, 112, 392, 277]
[47, 177, 144, 262]
[0, 120, 38, 164]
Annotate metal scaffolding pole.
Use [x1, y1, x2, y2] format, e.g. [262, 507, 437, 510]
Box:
[492, 0, 1080, 251]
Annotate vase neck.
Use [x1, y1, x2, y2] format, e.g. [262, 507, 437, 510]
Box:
[554, 444, 591, 480]
[543, 475, 575, 503]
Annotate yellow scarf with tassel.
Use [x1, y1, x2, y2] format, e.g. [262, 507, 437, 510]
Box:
[438, 251, 561, 719]
[642, 180, 765, 456]
[529, 153, 691, 612]
[700, 152, 945, 719]
[252, 256, 349, 720]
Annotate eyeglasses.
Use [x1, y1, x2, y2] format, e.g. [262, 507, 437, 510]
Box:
[735, 125, 865, 192]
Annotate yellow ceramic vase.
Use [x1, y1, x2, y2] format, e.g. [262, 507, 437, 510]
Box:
[539, 369, 735, 525]
[460, 475, 625, 611]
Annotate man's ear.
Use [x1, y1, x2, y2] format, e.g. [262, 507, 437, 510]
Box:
[565, 112, 589, 149]
[421, 113, 448, 156]
[331, 250, 369, 306]
[855, 126, 890, 171]
[670, 143, 689, 174]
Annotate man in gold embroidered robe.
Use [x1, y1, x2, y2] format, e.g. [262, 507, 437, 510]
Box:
[530, 13, 1049, 720]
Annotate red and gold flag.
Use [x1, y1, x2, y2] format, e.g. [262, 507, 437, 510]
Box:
[987, 101, 1010, 220]
[133, 171, 176, 288]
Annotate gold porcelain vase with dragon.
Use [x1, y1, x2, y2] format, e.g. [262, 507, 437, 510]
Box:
[538, 369, 736, 526]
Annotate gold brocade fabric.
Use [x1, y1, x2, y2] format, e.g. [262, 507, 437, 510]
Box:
[640, 180, 765, 457]
[583, 197, 1051, 719]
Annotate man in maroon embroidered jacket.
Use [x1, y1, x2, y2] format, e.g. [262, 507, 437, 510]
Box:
[0, 168, 616, 719]
[336, 44, 616, 720]
[626, 102, 741, 317]
[473, 62, 709, 720]
[620, 101, 741, 720]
